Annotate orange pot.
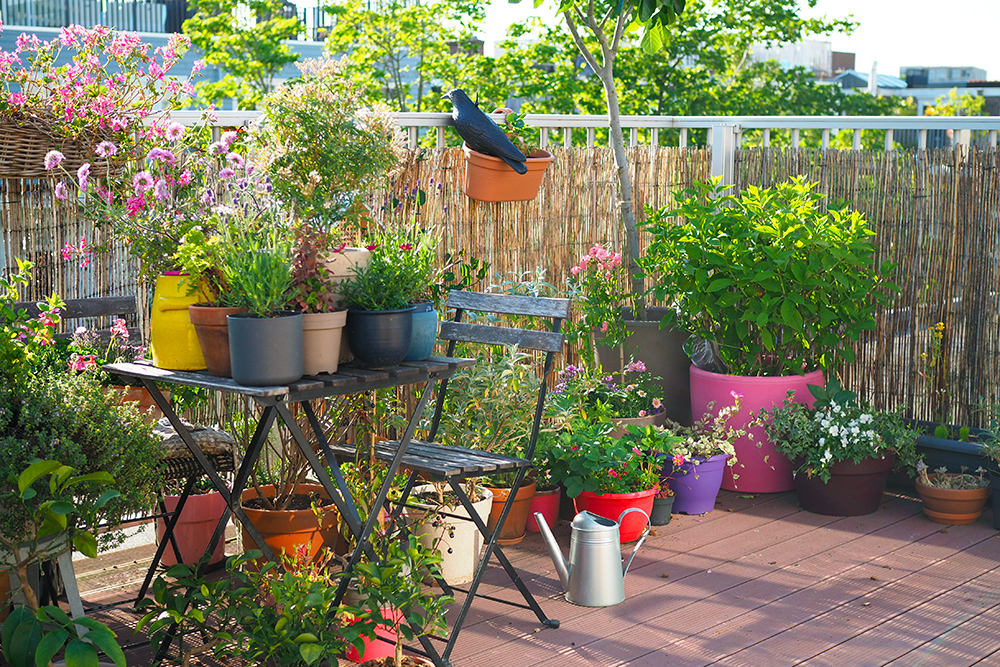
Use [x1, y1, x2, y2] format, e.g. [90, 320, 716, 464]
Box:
[916, 475, 991, 525]
[462, 145, 554, 202]
[111, 385, 170, 423]
[189, 303, 245, 377]
[240, 484, 339, 563]
[486, 481, 536, 546]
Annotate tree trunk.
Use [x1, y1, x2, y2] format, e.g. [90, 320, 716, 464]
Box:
[598, 59, 646, 314]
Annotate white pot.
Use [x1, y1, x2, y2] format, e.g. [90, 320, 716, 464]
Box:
[406, 484, 493, 585]
[323, 247, 371, 307]
[302, 310, 348, 375]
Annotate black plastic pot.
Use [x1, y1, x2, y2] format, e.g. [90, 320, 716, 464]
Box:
[650, 494, 674, 526]
[346, 307, 415, 369]
[595, 307, 692, 426]
[990, 468, 1000, 531]
[227, 312, 303, 386]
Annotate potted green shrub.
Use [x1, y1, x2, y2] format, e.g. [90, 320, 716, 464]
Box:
[640, 177, 898, 493]
[217, 217, 301, 386]
[758, 380, 919, 516]
[288, 224, 348, 375]
[339, 228, 433, 369]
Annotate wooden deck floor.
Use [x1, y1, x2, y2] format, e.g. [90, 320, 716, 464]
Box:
[64, 488, 1000, 666]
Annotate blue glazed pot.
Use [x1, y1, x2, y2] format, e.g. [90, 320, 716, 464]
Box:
[404, 302, 439, 361]
[346, 307, 415, 369]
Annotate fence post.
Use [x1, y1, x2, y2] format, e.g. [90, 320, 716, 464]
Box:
[710, 123, 739, 189]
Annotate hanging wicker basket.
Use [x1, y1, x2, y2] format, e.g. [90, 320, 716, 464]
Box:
[0, 115, 121, 180]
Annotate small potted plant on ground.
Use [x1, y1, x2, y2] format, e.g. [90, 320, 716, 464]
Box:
[653, 393, 746, 515]
[458, 105, 555, 203]
[914, 461, 991, 525]
[758, 380, 919, 516]
[640, 177, 898, 493]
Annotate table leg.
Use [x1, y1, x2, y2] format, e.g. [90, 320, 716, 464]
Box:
[136, 476, 196, 601]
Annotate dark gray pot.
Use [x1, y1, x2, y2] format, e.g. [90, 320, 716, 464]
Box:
[346, 307, 415, 369]
[989, 468, 1000, 530]
[596, 307, 692, 426]
[650, 495, 674, 526]
[227, 312, 304, 386]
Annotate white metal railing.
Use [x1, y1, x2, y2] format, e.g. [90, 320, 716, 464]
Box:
[165, 110, 1000, 185]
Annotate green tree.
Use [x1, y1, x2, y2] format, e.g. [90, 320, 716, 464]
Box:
[323, 0, 485, 112]
[925, 87, 986, 116]
[184, 0, 302, 108]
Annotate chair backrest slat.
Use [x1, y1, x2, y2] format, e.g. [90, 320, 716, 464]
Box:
[447, 291, 571, 320]
[439, 321, 564, 353]
[13, 296, 137, 319]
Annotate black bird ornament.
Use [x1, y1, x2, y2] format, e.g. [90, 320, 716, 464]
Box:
[444, 88, 528, 174]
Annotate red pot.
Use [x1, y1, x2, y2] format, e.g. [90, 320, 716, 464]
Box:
[345, 607, 401, 663]
[156, 491, 228, 566]
[526, 487, 561, 533]
[574, 488, 655, 543]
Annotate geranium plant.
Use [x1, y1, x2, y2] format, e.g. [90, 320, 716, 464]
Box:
[541, 421, 662, 498]
[640, 177, 898, 376]
[757, 381, 918, 483]
[67, 318, 147, 379]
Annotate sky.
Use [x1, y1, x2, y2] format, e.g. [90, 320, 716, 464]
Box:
[482, 0, 1000, 81]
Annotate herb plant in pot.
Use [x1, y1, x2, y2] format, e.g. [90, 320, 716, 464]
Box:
[544, 420, 660, 542]
[289, 225, 348, 375]
[758, 381, 919, 517]
[339, 229, 430, 369]
[914, 461, 991, 525]
[641, 177, 897, 493]
[218, 220, 302, 386]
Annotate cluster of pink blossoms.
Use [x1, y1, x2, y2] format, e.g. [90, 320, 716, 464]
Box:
[61, 236, 94, 267]
[569, 244, 623, 278]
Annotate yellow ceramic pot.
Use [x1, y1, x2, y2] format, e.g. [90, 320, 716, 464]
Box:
[150, 273, 208, 370]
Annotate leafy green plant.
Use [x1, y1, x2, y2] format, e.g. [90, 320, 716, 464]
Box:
[640, 177, 897, 376]
[548, 359, 664, 421]
[758, 381, 918, 483]
[0, 259, 64, 393]
[1, 461, 124, 667]
[173, 228, 235, 307]
[916, 462, 989, 490]
[347, 534, 455, 667]
[539, 420, 662, 498]
[564, 243, 631, 358]
[217, 219, 295, 318]
[338, 226, 435, 311]
[497, 110, 537, 156]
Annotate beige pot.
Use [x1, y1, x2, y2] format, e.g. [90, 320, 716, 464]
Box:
[405, 484, 493, 585]
[609, 411, 667, 439]
[323, 247, 371, 307]
[302, 310, 348, 375]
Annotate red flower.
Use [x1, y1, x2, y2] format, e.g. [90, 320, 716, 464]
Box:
[399, 243, 413, 251]
[365, 243, 378, 251]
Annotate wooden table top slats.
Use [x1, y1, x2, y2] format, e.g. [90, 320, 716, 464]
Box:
[329, 439, 530, 478]
[103, 356, 475, 400]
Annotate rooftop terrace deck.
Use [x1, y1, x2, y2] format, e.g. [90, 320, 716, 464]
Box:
[70, 488, 1000, 667]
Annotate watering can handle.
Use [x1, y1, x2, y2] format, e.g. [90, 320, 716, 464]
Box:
[618, 507, 651, 578]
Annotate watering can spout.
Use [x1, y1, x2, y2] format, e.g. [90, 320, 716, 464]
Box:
[534, 512, 571, 591]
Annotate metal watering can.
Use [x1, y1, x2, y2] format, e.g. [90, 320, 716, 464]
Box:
[534, 508, 650, 607]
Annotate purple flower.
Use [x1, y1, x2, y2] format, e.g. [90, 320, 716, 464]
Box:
[146, 148, 176, 164]
[77, 163, 90, 190]
[133, 171, 154, 192]
[54, 182, 68, 200]
[154, 178, 170, 200]
[44, 150, 65, 170]
[218, 168, 235, 180]
[225, 152, 244, 168]
[221, 130, 238, 148]
[95, 141, 117, 158]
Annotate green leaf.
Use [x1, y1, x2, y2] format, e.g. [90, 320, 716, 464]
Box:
[33, 629, 68, 667]
[640, 22, 665, 54]
[73, 531, 99, 558]
[83, 630, 125, 667]
[707, 278, 731, 293]
[780, 300, 803, 331]
[38, 606, 72, 627]
[65, 472, 114, 488]
[48, 501, 75, 515]
[299, 643, 323, 665]
[18, 460, 61, 494]
[93, 489, 121, 509]
[63, 638, 99, 667]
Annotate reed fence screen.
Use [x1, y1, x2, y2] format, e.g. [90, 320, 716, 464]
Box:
[2, 145, 998, 427]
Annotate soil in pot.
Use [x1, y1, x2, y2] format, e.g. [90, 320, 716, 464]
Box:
[793, 455, 893, 517]
[189, 303, 245, 377]
[916, 475, 991, 525]
[485, 481, 536, 545]
[240, 484, 338, 563]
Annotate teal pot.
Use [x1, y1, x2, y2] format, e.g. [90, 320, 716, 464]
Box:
[227, 312, 303, 386]
[595, 307, 691, 426]
[650, 494, 674, 526]
[346, 307, 415, 369]
[404, 301, 439, 361]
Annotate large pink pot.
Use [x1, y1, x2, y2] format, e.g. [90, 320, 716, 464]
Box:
[156, 492, 228, 566]
[689, 366, 824, 493]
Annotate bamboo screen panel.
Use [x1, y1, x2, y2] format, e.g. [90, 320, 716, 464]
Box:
[735, 147, 1000, 427]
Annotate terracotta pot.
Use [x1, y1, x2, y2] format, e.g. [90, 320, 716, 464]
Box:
[690, 366, 824, 493]
[189, 303, 245, 377]
[526, 486, 561, 533]
[240, 484, 338, 562]
[462, 144, 555, 202]
[609, 411, 667, 439]
[156, 491, 228, 566]
[915, 474, 991, 525]
[793, 455, 894, 517]
[111, 385, 170, 423]
[302, 310, 348, 375]
[486, 481, 536, 545]
[0, 568, 9, 622]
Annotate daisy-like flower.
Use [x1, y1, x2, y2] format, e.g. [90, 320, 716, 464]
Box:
[652, 398, 663, 409]
[133, 171, 154, 192]
[165, 122, 185, 141]
[226, 152, 244, 168]
[75, 326, 87, 334]
[95, 141, 117, 157]
[44, 150, 65, 170]
[399, 243, 413, 251]
[54, 182, 68, 200]
[218, 168, 235, 179]
[146, 148, 176, 164]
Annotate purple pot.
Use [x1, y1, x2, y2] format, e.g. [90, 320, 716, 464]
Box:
[662, 453, 729, 515]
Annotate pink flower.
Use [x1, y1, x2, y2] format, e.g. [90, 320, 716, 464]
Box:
[221, 130, 238, 148]
[570, 266, 580, 275]
[77, 163, 90, 190]
[178, 170, 192, 186]
[133, 171, 154, 192]
[126, 195, 146, 216]
[672, 454, 685, 466]
[38, 312, 56, 327]
[652, 398, 663, 409]
[609, 469, 619, 478]
[730, 390, 742, 400]
[600, 321, 609, 333]
[68, 353, 97, 371]
[154, 178, 170, 200]
[44, 150, 65, 170]
[632, 446, 642, 456]
[218, 168, 235, 179]
[226, 152, 244, 168]
[165, 122, 185, 141]
[365, 243, 378, 251]
[146, 148, 176, 164]
[10, 92, 25, 105]
[638, 410, 647, 417]
[95, 141, 117, 157]
[54, 182, 68, 200]
[400, 243, 413, 251]
[111, 318, 129, 340]
[570, 445, 578, 451]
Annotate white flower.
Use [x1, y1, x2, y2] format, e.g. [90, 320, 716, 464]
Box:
[819, 437, 826, 446]
[822, 449, 833, 462]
